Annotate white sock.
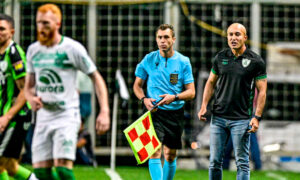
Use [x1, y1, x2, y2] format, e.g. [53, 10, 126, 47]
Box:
[28, 173, 39, 180]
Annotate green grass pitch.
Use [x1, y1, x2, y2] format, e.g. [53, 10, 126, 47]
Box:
[75, 166, 299, 180]
[18, 165, 300, 179]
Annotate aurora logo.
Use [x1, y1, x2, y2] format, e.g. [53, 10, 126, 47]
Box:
[38, 69, 64, 93]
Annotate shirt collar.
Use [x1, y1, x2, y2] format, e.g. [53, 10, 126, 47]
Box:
[226, 46, 250, 59]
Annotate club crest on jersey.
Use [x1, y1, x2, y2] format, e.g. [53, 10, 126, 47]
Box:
[0, 61, 7, 72]
[242, 58, 251, 68]
[0, 61, 8, 72]
[170, 73, 178, 85]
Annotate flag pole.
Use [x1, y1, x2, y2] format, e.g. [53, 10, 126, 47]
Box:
[110, 69, 130, 171]
[110, 92, 118, 171]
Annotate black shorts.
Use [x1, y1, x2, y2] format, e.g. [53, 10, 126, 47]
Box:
[0, 113, 31, 158]
[151, 108, 184, 149]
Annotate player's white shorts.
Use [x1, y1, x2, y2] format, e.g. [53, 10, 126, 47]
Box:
[32, 108, 81, 163]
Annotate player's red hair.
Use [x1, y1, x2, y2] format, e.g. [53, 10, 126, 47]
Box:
[37, 4, 62, 23]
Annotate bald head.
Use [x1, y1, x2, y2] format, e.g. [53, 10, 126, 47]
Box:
[227, 23, 247, 36]
[227, 23, 248, 55]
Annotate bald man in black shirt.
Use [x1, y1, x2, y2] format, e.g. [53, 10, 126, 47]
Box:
[198, 23, 267, 180]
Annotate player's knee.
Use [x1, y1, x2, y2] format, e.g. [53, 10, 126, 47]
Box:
[54, 159, 73, 169]
[0, 157, 18, 176]
[0, 166, 6, 173]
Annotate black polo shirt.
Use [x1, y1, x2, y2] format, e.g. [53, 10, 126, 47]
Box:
[211, 48, 266, 120]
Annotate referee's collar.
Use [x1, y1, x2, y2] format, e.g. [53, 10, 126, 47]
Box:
[158, 50, 177, 60]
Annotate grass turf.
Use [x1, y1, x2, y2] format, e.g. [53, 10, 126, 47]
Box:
[116, 166, 300, 180]
[18, 165, 300, 180]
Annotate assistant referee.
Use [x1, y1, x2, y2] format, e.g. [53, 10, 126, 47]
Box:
[133, 24, 195, 180]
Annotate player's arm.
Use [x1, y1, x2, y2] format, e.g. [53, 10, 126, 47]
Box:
[24, 73, 43, 111]
[198, 71, 218, 121]
[133, 77, 155, 111]
[248, 78, 267, 133]
[254, 79, 267, 117]
[89, 71, 110, 135]
[0, 77, 27, 132]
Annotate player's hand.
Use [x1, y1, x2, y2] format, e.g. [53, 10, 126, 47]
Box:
[29, 96, 43, 111]
[143, 98, 156, 112]
[198, 107, 207, 121]
[248, 117, 259, 133]
[0, 115, 10, 132]
[96, 110, 110, 135]
[157, 94, 175, 106]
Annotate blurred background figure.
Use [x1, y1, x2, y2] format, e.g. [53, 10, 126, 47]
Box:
[77, 71, 93, 123]
[75, 120, 97, 167]
[75, 69, 97, 167]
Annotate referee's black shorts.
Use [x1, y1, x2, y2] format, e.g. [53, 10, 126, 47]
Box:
[0, 113, 31, 158]
[152, 108, 184, 149]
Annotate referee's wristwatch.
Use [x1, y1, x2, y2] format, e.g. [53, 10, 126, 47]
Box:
[254, 115, 262, 121]
[174, 94, 179, 101]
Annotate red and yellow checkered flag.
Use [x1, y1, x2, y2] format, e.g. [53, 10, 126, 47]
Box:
[123, 111, 161, 164]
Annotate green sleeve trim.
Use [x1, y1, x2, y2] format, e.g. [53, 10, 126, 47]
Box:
[15, 44, 26, 62]
[255, 75, 267, 80]
[14, 72, 26, 80]
[211, 68, 217, 75]
[59, 36, 64, 44]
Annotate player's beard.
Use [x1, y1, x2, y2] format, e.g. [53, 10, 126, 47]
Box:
[0, 39, 7, 47]
[37, 29, 55, 46]
[0, 35, 10, 47]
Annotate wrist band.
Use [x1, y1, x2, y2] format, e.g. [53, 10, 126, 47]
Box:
[254, 115, 262, 121]
[140, 97, 146, 102]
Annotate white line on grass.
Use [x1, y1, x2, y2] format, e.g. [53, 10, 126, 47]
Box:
[105, 168, 123, 180]
[266, 172, 287, 180]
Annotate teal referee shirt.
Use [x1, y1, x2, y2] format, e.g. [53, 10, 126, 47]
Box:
[135, 50, 194, 110]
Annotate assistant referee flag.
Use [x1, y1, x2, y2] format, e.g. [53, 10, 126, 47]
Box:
[124, 111, 161, 164]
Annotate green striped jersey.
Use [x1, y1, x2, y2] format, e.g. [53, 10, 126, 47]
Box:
[0, 41, 29, 116]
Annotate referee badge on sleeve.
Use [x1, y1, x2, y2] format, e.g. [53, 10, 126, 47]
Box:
[170, 73, 178, 84]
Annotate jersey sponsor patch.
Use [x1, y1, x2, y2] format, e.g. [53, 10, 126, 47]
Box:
[13, 61, 24, 72]
[38, 68, 64, 93]
[242, 58, 251, 68]
[222, 59, 229, 65]
[170, 73, 178, 85]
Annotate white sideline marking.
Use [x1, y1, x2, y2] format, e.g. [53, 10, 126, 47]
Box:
[105, 168, 123, 180]
[266, 172, 287, 180]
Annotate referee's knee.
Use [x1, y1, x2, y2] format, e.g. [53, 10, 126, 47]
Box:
[164, 154, 176, 162]
[150, 148, 162, 159]
[164, 149, 177, 162]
